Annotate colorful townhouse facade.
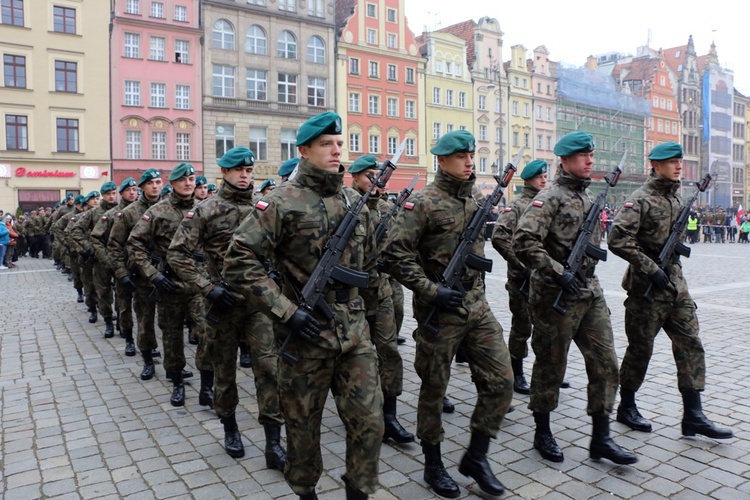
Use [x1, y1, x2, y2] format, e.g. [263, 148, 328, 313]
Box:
[528, 45, 557, 172]
[0, 0, 111, 212]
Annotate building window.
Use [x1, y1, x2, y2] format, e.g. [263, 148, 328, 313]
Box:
[387, 97, 398, 117]
[126, 0, 140, 15]
[212, 19, 235, 50]
[478, 95, 486, 110]
[54, 61, 77, 93]
[175, 84, 190, 109]
[124, 80, 141, 106]
[53, 6, 76, 33]
[245, 69, 267, 100]
[246, 25, 267, 55]
[124, 33, 140, 58]
[174, 40, 189, 63]
[306, 36, 325, 63]
[387, 7, 396, 22]
[349, 133, 360, 153]
[276, 30, 297, 59]
[176, 132, 190, 160]
[368, 134, 379, 154]
[307, 77, 325, 107]
[406, 67, 415, 84]
[387, 136, 398, 155]
[433, 122, 441, 140]
[524, 133, 530, 148]
[308, 0, 324, 17]
[446, 89, 454, 106]
[366, 3, 376, 17]
[56, 118, 78, 152]
[247, 0, 266, 5]
[387, 64, 396, 81]
[349, 92, 360, 113]
[512, 101, 519, 115]
[546, 107, 551, 121]
[512, 131, 519, 147]
[349, 58, 359, 75]
[152, 131, 166, 160]
[436, 61, 443, 73]
[149, 36, 165, 61]
[174, 5, 187, 21]
[496, 127, 501, 143]
[479, 158, 487, 174]
[446, 124, 454, 133]
[1, 0, 24, 26]
[5, 114, 27, 150]
[278, 73, 297, 104]
[479, 125, 487, 141]
[387, 33, 397, 48]
[249, 126, 267, 160]
[405, 100, 415, 119]
[150, 83, 166, 107]
[3, 54, 25, 88]
[126, 130, 141, 159]
[368, 61, 378, 78]
[281, 128, 296, 161]
[432, 156, 438, 172]
[433, 87, 441, 104]
[367, 29, 376, 44]
[151, 2, 164, 18]
[279, 0, 295, 12]
[405, 137, 415, 156]
[368, 95, 380, 115]
[523, 102, 530, 117]
[212, 65, 235, 97]
[215, 124, 234, 158]
[458, 91, 466, 108]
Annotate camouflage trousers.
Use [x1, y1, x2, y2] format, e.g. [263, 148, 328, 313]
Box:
[389, 276, 405, 335]
[278, 340, 383, 495]
[134, 283, 157, 352]
[114, 279, 134, 337]
[93, 262, 114, 321]
[620, 296, 705, 393]
[188, 294, 211, 372]
[80, 260, 97, 312]
[69, 253, 83, 291]
[373, 294, 403, 397]
[529, 292, 619, 415]
[156, 292, 197, 374]
[208, 304, 282, 424]
[414, 295, 513, 443]
[506, 281, 532, 360]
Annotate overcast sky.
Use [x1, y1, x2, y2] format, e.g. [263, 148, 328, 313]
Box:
[405, 0, 748, 95]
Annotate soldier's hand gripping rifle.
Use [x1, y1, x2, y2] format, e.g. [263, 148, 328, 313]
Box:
[423, 147, 525, 335]
[277, 140, 406, 365]
[374, 173, 420, 246]
[643, 172, 711, 303]
[552, 153, 625, 315]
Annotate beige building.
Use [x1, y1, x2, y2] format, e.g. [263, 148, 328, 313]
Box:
[0, 0, 111, 213]
[529, 46, 557, 172]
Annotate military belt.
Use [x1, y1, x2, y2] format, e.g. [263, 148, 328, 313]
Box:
[325, 287, 358, 304]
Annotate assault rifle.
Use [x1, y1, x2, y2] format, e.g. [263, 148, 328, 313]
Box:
[552, 153, 625, 315]
[423, 147, 525, 335]
[643, 172, 711, 302]
[277, 140, 406, 364]
[374, 173, 420, 246]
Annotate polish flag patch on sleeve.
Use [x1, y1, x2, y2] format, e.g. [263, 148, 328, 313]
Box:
[624, 202, 634, 208]
[532, 200, 544, 207]
[186, 211, 195, 219]
[141, 214, 151, 221]
[404, 202, 415, 210]
[255, 200, 270, 211]
[504, 207, 512, 212]
[101, 216, 107, 221]
[116, 212, 122, 218]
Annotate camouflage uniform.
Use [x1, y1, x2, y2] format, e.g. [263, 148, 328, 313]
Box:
[222, 159, 384, 496]
[51, 202, 74, 266]
[62, 211, 84, 294]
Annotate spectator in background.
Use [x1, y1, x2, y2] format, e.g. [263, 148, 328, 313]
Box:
[3, 214, 19, 268]
[0, 215, 9, 269]
[740, 219, 750, 243]
[687, 212, 699, 244]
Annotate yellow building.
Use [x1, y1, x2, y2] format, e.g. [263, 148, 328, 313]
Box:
[505, 44, 535, 194]
[0, 1, 111, 212]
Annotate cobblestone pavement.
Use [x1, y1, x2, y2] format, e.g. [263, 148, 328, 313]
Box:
[1, 240, 749, 499]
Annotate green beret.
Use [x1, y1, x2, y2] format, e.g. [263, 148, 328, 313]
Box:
[260, 179, 277, 192]
[83, 190, 100, 204]
[430, 130, 476, 156]
[218, 147, 254, 169]
[119, 177, 137, 192]
[169, 162, 196, 182]
[207, 183, 218, 192]
[53, 202, 61, 210]
[138, 169, 161, 186]
[161, 185, 173, 197]
[195, 176, 208, 187]
[520, 160, 548, 180]
[278, 158, 299, 177]
[296, 111, 342, 146]
[65, 192, 75, 201]
[74, 194, 85, 206]
[553, 131, 595, 157]
[348, 155, 380, 174]
[649, 142, 683, 161]
[100, 181, 117, 194]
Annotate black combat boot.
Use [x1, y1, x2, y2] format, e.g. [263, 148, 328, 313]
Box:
[442, 396, 455, 414]
[681, 389, 733, 439]
[512, 357, 530, 395]
[239, 345, 252, 368]
[264, 424, 287, 470]
[298, 490, 318, 500]
[344, 481, 368, 500]
[383, 396, 415, 444]
[151, 347, 161, 358]
[458, 433, 505, 496]
[166, 369, 193, 381]
[533, 412, 564, 462]
[396, 335, 406, 345]
[616, 388, 652, 432]
[169, 371, 185, 407]
[455, 345, 467, 364]
[199, 370, 214, 407]
[589, 413, 638, 464]
[88, 308, 98, 324]
[76, 288, 84, 303]
[140, 350, 155, 380]
[221, 413, 245, 458]
[104, 317, 115, 338]
[422, 442, 460, 498]
[124, 334, 136, 357]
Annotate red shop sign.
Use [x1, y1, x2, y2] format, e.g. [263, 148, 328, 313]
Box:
[15, 167, 76, 178]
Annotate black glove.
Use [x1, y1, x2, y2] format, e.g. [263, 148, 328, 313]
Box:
[152, 273, 176, 293]
[118, 275, 137, 293]
[286, 308, 321, 342]
[206, 284, 238, 309]
[557, 271, 580, 296]
[649, 268, 670, 290]
[432, 284, 465, 311]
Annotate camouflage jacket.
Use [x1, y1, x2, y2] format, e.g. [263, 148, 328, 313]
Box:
[24, 216, 41, 237]
[127, 193, 195, 293]
[68, 200, 117, 255]
[608, 174, 690, 301]
[50, 204, 74, 239]
[62, 210, 85, 248]
[167, 180, 254, 295]
[383, 168, 488, 310]
[357, 187, 393, 300]
[492, 185, 539, 282]
[108, 194, 161, 280]
[513, 169, 604, 299]
[222, 158, 380, 357]
[90, 199, 133, 268]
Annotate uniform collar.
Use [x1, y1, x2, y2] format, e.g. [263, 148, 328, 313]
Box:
[295, 158, 344, 197]
[169, 191, 194, 209]
[556, 170, 591, 190]
[219, 179, 255, 204]
[647, 172, 680, 195]
[434, 168, 475, 199]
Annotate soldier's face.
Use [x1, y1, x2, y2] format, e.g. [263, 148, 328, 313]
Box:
[102, 191, 118, 204]
[652, 158, 682, 182]
[194, 184, 208, 200]
[172, 175, 196, 197]
[142, 178, 163, 199]
[121, 186, 139, 202]
[527, 173, 548, 191]
[562, 152, 594, 179]
[86, 197, 100, 209]
[439, 152, 475, 180]
[299, 134, 343, 172]
[352, 169, 385, 194]
[224, 166, 253, 189]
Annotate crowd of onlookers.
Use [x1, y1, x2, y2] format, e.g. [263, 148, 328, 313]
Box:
[0, 207, 55, 270]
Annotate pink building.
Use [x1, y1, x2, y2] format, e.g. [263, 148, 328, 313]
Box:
[110, 0, 203, 185]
